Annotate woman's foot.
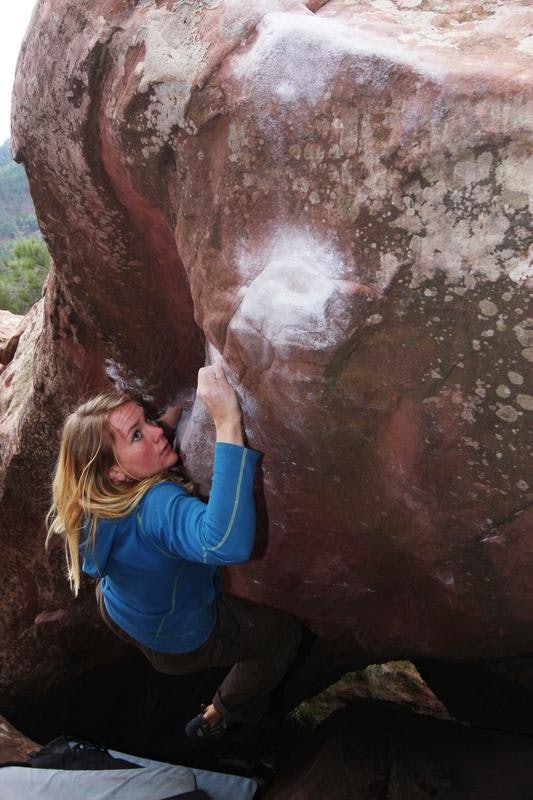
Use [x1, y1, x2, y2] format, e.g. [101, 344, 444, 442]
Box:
[203, 704, 223, 727]
[185, 704, 228, 739]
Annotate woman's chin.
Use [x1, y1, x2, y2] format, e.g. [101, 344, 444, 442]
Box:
[164, 449, 179, 469]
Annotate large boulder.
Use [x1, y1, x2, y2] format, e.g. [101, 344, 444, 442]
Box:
[2, 0, 532, 727]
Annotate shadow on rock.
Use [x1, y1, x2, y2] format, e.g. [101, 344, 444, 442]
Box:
[263, 698, 533, 800]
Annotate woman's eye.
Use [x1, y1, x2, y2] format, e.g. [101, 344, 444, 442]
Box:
[132, 430, 142, 442]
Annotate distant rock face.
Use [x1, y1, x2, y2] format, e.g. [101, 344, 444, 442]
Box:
[2, 0, 532, 708]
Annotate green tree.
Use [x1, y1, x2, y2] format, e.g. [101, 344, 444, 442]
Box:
[0, 236, 50, 314]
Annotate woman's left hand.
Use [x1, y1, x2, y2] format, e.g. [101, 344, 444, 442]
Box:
[197, 363, 243, 445]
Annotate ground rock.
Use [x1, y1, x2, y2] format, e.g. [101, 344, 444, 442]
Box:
[263, 699, 533, 800]
[2, 0, 533, 720]
[338, 661, 449, 721]
[0, 715, 40, 762]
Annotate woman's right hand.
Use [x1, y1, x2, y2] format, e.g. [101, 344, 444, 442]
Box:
[197, 363, 244, 445]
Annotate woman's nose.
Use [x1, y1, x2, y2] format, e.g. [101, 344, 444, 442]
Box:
[151, 423, 164, 441]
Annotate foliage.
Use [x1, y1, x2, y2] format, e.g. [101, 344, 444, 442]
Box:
[0, 138, 45, 312]
[0, 237, 50, 314]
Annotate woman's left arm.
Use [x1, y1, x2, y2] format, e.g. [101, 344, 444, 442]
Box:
[142, 364, 260, 564]
[157, 404, 183, 430]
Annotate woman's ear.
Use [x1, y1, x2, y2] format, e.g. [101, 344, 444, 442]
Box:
[109, 465, 126, 483]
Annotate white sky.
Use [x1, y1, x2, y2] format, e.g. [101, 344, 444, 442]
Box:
[1, 1, 38, 144]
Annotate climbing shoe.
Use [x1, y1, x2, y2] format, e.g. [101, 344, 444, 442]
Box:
[185, 710, 228, 740]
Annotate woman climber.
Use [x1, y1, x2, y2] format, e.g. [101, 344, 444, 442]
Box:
[47, 362, 303, 738]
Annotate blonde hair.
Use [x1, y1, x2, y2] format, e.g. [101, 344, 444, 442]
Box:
[46, 390, 182, 596]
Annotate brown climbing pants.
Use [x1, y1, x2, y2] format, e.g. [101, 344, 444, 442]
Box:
[96, 585, 302, 724]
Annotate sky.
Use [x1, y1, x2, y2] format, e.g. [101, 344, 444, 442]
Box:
[1, 1, 38, 144]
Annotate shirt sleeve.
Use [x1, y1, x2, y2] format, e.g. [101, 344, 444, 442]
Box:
[140, 443, 261, 564]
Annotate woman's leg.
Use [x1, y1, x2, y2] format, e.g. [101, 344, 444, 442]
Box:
[96, 583, 303, 727]
[209, 594, 303, 724]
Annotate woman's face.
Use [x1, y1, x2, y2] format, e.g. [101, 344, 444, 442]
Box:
[107, 400, 178, 481]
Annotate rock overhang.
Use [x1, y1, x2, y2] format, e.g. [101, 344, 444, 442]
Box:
[3, 0, 533, 679]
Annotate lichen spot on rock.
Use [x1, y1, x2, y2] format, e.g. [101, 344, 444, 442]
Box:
[496, 385, 511, 399]
[508, 371, 524, 385]
[479, 300, 498, 317]
[517, 394, 533, 411]
[495, 405, 519, 423]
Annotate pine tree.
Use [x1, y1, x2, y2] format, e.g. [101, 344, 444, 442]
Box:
[0, 237, 50, 314]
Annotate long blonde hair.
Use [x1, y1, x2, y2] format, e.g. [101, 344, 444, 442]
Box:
[46, 390, 181, 596]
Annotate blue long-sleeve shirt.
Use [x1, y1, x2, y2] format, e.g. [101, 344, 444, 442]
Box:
[81, 443, 260, 653]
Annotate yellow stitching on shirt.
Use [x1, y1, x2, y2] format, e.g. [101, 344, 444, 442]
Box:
[203, 449, 247, 563]
[155, 563, 185, 637]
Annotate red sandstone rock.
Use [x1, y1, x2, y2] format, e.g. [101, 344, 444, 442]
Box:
[2, 0, 533, 710]
[337, 661, 449, 721]
[0, 309, 25, 369]
[0, 715, 40, 762]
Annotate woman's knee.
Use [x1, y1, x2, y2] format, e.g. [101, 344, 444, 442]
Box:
[221, 594, 303, 664]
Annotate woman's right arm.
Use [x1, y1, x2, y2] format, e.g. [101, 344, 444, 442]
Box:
[140, 364, 260, 564]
